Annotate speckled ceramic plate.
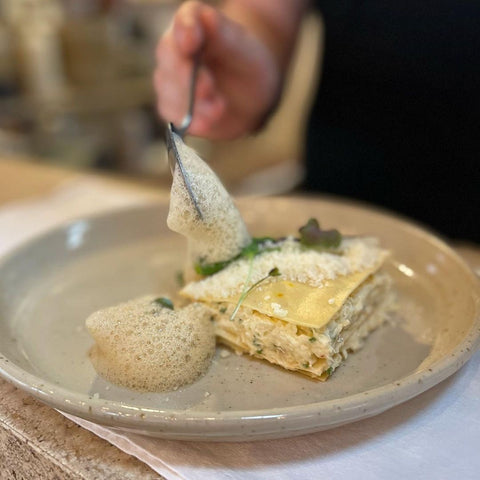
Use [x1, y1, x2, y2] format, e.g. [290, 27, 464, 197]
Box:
[0, 196, 479, 441]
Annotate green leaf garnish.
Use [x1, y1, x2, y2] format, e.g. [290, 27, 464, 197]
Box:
[153, 297, 174, 310]
[268, 267, 281, 277]
[299, 218, 342, 250]
[229, 265, 282, 322]
[240, 237, 277, 259]
[175, 271, 185, 287]
[325, 367, 334, 376]
[194, 220, 340, 279]
[194, 259, 231, 276]
[194, 237, 279, 277]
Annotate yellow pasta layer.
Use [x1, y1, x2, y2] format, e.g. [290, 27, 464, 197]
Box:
[223, 266, 380, 328]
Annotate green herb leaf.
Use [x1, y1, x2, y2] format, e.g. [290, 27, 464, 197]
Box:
[240, 237, 276, 259]
[268, 267, 281, 277]
[153, 297, 174, 310]
[194, 238, 280, 277]
[175, 271, 185, 287]
[229, 264, 282, 322]
[325, 367, 334, 376]
[309, 337, 317, 343]
[194, 259, 231, 276]
[299, 218, 342, 250]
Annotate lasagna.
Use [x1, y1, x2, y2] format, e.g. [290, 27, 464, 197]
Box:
[167, 133, 395, 380]
[181, 235, 394, 379]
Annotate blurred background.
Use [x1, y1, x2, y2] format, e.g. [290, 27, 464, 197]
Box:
[0, 0, 322, 194]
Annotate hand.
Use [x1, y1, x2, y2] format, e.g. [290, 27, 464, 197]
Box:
[154, 1, 281, 140]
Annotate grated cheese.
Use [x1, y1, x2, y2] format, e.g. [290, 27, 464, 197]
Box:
[182, 237, 388, 300]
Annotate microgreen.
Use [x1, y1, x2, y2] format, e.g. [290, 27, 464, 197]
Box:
[194, 219, 341, 278]
[175, 270, 185, 287]
[194, 237, 279, 277]
[240, 237, 277, 258]
[229, 265, 282, 322]
[194, 259, 231, 276]
[153, 297, 174, 310]
[298, 218, 342, 250]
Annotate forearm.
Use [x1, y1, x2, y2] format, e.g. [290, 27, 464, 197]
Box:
[220, 0, 310, 72]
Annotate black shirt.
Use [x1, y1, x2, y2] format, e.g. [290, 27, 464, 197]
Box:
[305, 1, 479, 242]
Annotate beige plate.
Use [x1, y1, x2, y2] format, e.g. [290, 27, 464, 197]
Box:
[0, 196, 479, 441]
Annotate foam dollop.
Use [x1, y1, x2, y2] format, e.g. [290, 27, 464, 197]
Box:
[86, 295, 215, 392]
[167, 134, 251, 265]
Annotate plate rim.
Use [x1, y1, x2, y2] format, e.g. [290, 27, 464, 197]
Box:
[0, 196, 479, 439]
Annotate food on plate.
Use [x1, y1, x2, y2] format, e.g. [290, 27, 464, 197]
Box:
[167, 139, 395, 380]
[85, 135, 395, 390]
[181, 223, 395, 379]
[85, 295, 215, 391]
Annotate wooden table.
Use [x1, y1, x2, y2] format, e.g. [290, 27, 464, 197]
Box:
[0, 156, 163, 479]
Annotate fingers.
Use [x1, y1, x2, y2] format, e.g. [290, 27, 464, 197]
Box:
[154, 1, 279, 139]
[154, 29, 188, 125]
[172, 1, 206, 56]
[188, 95, 226, 137]
[199, 7, 266, 73]
[155, 2, 227, 135]
[155, 59, 225, 134]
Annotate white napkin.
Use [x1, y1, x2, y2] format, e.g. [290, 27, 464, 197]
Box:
[1, 179, 479, 480]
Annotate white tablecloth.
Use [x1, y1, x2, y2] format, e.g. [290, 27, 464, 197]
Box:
[1, 179, 479, 480]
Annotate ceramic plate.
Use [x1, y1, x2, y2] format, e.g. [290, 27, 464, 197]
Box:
[0, 196, 479, 441]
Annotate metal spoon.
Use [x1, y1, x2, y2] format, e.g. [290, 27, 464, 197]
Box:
[165, 53, 203, 220]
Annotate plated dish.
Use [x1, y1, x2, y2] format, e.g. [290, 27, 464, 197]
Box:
[0, 197, 479, 441]
[85, 137, 398, 390]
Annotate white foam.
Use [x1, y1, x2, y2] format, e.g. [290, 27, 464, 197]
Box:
[86, 295, 216, 392]
[167, 134, 251, 264]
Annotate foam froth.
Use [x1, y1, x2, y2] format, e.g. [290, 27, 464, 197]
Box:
[86, 295, 215, 392]
[167, 134, 251, 264]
